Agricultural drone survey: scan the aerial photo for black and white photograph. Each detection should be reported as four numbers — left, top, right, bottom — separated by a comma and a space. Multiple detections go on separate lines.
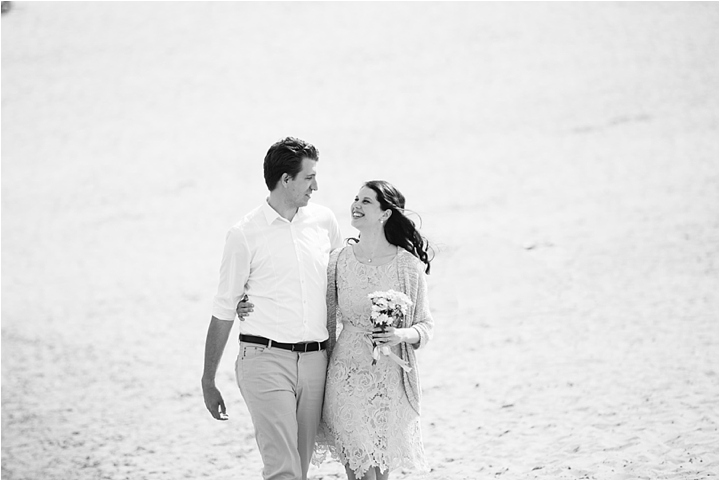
1, 1, 717, 479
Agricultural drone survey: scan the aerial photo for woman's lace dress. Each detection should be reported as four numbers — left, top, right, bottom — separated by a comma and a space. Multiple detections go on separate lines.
315, 247, 427, 478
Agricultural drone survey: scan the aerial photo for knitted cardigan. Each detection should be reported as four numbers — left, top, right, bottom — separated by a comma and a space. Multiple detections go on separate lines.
325, 246, 434, 416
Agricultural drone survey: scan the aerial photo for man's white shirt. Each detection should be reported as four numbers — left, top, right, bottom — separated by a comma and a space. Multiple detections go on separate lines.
212, 200, 344, 343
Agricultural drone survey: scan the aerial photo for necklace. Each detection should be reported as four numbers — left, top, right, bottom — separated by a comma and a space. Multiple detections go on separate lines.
356, 243, 395, 263
355, 243, 375, 263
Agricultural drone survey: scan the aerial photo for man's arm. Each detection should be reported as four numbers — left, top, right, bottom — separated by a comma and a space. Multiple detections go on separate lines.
201, 316, 234, 420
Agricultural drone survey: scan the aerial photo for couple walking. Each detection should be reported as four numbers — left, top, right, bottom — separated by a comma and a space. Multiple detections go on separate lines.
202, 137, 434, 480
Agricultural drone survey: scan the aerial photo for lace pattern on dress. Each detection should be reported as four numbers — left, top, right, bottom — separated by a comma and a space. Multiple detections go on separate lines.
313, 247, 428, 478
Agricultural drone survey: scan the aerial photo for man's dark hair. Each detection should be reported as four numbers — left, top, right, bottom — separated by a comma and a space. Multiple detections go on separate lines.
263, 137, 319, 191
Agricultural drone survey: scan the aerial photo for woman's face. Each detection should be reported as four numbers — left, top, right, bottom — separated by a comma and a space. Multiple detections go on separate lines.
350, 186, 390, 229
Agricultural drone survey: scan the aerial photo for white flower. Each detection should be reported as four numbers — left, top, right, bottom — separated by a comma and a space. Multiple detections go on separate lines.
388, 290, 412, 308
368, 291, 386, 301
375, 313, 391, 327
367, 289, 413, 329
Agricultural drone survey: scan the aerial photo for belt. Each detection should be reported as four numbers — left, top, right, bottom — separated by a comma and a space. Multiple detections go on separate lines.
239, 334, 327, 352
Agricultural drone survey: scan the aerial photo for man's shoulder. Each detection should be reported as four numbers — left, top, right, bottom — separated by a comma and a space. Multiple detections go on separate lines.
227, 205, 264, 234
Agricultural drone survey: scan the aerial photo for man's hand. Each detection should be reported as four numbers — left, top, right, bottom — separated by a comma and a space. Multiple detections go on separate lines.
201, 318, 234, 421
236, 294, 254, 321
202, 380, 229, 421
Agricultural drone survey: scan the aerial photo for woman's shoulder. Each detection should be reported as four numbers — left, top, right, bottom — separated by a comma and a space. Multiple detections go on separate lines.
396, 248, 424, 272
331, 244, 351, 254
329, 245, 351, 262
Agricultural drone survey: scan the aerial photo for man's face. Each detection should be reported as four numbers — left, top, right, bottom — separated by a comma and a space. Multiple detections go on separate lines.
286, 157, 318, 208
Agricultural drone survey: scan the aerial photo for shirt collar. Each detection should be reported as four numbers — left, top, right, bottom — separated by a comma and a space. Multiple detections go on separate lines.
261, 199, 306, 224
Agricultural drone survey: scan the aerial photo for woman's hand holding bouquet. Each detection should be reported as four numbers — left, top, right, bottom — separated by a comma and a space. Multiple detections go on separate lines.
368, 290, 413, 372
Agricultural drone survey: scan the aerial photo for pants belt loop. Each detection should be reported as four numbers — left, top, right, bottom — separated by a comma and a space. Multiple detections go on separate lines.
268, 339, 273, 349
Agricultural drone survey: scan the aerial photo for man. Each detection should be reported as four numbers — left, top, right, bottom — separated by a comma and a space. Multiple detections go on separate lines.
201, 137, 343, 479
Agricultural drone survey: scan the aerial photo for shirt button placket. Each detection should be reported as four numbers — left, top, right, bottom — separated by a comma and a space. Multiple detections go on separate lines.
292, 225, 308, 332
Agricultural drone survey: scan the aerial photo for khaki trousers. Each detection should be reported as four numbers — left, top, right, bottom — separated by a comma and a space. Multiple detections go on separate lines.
235, 341, 328, 480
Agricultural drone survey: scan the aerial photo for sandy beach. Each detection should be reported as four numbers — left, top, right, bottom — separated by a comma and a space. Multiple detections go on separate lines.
1, 2, 717, 479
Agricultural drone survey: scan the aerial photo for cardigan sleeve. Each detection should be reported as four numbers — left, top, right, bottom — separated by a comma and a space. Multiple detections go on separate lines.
409, 258, 434, 350
325, 248, 342, 357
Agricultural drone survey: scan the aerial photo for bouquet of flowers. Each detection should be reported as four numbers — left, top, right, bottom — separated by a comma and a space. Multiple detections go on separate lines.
368, 290, 413, 371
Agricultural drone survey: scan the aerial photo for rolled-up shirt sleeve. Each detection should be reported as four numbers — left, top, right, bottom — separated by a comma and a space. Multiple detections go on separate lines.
211, 227, 250, 322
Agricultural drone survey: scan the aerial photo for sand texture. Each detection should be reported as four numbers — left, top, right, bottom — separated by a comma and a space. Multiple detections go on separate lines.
2, 2, 717, 479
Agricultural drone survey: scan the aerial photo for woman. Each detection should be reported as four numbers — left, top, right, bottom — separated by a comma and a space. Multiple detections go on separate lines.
315, 180, 434, 480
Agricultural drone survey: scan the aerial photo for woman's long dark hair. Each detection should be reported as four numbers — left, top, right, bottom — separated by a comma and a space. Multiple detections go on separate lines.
352, 180, 433, 274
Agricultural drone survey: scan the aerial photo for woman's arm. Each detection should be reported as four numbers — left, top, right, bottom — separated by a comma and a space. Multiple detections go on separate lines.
409, 262, 434, 350
325, 248, 342, 357
373, 259, 433, 349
